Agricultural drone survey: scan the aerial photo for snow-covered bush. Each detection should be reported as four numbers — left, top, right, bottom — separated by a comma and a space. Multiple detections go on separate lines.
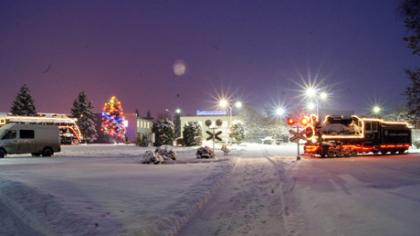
196, 146, 215, 159
142, 148, 176, 164
142, 151, 162, 164
156, 148, 176, 161
229, 123, 245, 144
182, 122, 202, 146
152, 119, 175, 146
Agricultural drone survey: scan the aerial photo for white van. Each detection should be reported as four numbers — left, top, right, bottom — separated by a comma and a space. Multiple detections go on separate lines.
0, 124, 61, 158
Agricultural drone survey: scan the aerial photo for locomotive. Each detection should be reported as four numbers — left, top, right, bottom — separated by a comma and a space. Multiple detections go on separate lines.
303, 115, 412, 157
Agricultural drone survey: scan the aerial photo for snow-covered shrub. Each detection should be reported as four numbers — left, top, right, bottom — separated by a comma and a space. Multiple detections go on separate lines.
221, 144, 230, 155
142, 151, 163, 164
142, 148, 176, 164
414, 139, 420, 149
152, 119, 175, 146
229, 123, 245, 144
156, 148, 176, 161
182, 122, 202, 146
196, 146, 215, 159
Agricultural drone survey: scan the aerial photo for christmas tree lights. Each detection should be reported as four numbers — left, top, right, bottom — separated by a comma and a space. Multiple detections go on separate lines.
101, 96, 127, 142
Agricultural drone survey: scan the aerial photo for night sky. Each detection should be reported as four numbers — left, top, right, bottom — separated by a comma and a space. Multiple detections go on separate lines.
1, 0, 419, 116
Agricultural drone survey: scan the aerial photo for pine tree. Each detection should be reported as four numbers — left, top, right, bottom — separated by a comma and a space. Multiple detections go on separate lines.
101, 96, 127, 142
152, 119, 175, 146
10, 84, 37, 116
229, 123, 245, 144
401, 0, 420, 55
71, 92, 98, 143
183, 122, 202, 146
401, 1, 420, 124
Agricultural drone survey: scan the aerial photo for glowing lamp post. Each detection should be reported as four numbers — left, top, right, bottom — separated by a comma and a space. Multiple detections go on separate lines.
304, 87, 329, 117
218, 98, 242, 144
276, 107, 286, 117
372, 105, 382, 116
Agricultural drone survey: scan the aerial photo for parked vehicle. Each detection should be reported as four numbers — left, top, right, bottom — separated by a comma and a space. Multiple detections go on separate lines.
0, 124, 61, 158
0, 115, 83, 145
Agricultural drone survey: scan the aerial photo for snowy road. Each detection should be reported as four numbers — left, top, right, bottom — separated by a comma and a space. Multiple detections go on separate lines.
180, 151, 420, 236
1, 144, 420, 236
292, 154, 420, 236
179, 149, 299, 236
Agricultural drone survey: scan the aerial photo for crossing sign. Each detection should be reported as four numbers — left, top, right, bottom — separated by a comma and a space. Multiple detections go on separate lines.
206, 130, 222, 142
289, 129, 305, 143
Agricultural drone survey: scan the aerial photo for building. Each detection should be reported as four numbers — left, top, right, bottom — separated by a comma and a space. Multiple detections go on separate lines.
180, 110, 241, 143
136, 117, 154, 146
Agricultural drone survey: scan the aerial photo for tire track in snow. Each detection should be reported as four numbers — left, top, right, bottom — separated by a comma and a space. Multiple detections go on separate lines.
148, 160, 238, 236
263, 150, 305, 236
179, 150, 300, 236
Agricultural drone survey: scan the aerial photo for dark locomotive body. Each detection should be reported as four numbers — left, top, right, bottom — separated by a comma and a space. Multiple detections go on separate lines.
304, 115, 411, 157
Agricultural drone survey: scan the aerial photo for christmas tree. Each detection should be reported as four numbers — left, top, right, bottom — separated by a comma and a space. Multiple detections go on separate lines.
101, 96, 127, 142
10, 84, 37, 116
71, 91, 98, 143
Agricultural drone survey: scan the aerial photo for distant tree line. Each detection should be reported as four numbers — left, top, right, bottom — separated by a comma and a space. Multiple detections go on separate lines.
9, 84, 98, 143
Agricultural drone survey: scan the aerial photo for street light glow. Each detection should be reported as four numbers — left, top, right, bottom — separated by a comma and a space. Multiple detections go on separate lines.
234, 101, 243, 109
175, 108, 181, 114
320, 91, 328, 100
307, 102, 316, 110
219, 98, 229, 109
372, 105, 381, 114
275, 107, 286, 117
305, 87, 317, 98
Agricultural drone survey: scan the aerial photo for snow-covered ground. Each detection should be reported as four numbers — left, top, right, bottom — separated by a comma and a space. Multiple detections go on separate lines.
1, 143, 420, 236
0, 144, 236, 235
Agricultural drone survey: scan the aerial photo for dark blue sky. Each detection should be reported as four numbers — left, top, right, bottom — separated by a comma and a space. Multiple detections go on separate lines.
0, 0, 418, 116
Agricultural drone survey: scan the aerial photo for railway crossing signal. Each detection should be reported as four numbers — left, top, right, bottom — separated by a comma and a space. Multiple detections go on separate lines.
288, 129, 305, 143
206, 130, 223, 142
205, 119, 223, 153
286, 115, 312, 160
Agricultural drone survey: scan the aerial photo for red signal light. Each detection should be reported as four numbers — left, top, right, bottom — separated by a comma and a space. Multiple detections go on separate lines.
287, 117, 295, 126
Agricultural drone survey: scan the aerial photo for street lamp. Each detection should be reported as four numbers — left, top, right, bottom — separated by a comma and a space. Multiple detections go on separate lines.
219, 99, 229, 109
218, 98, 242, 144
303, 87, 329, 117
305, 87, 317, 98
275, 107, 286, 117
307, 102, 316, 111
175, 108, 181, 114
320, 91, 328, 101
372, 105, 381, 115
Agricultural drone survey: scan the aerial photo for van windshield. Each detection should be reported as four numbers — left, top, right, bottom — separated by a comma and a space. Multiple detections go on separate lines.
1, 130, 16, 140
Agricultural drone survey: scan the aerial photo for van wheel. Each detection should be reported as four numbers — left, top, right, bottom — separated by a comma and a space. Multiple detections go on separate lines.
0, 149, 5, 158
42, 147, 54, 157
